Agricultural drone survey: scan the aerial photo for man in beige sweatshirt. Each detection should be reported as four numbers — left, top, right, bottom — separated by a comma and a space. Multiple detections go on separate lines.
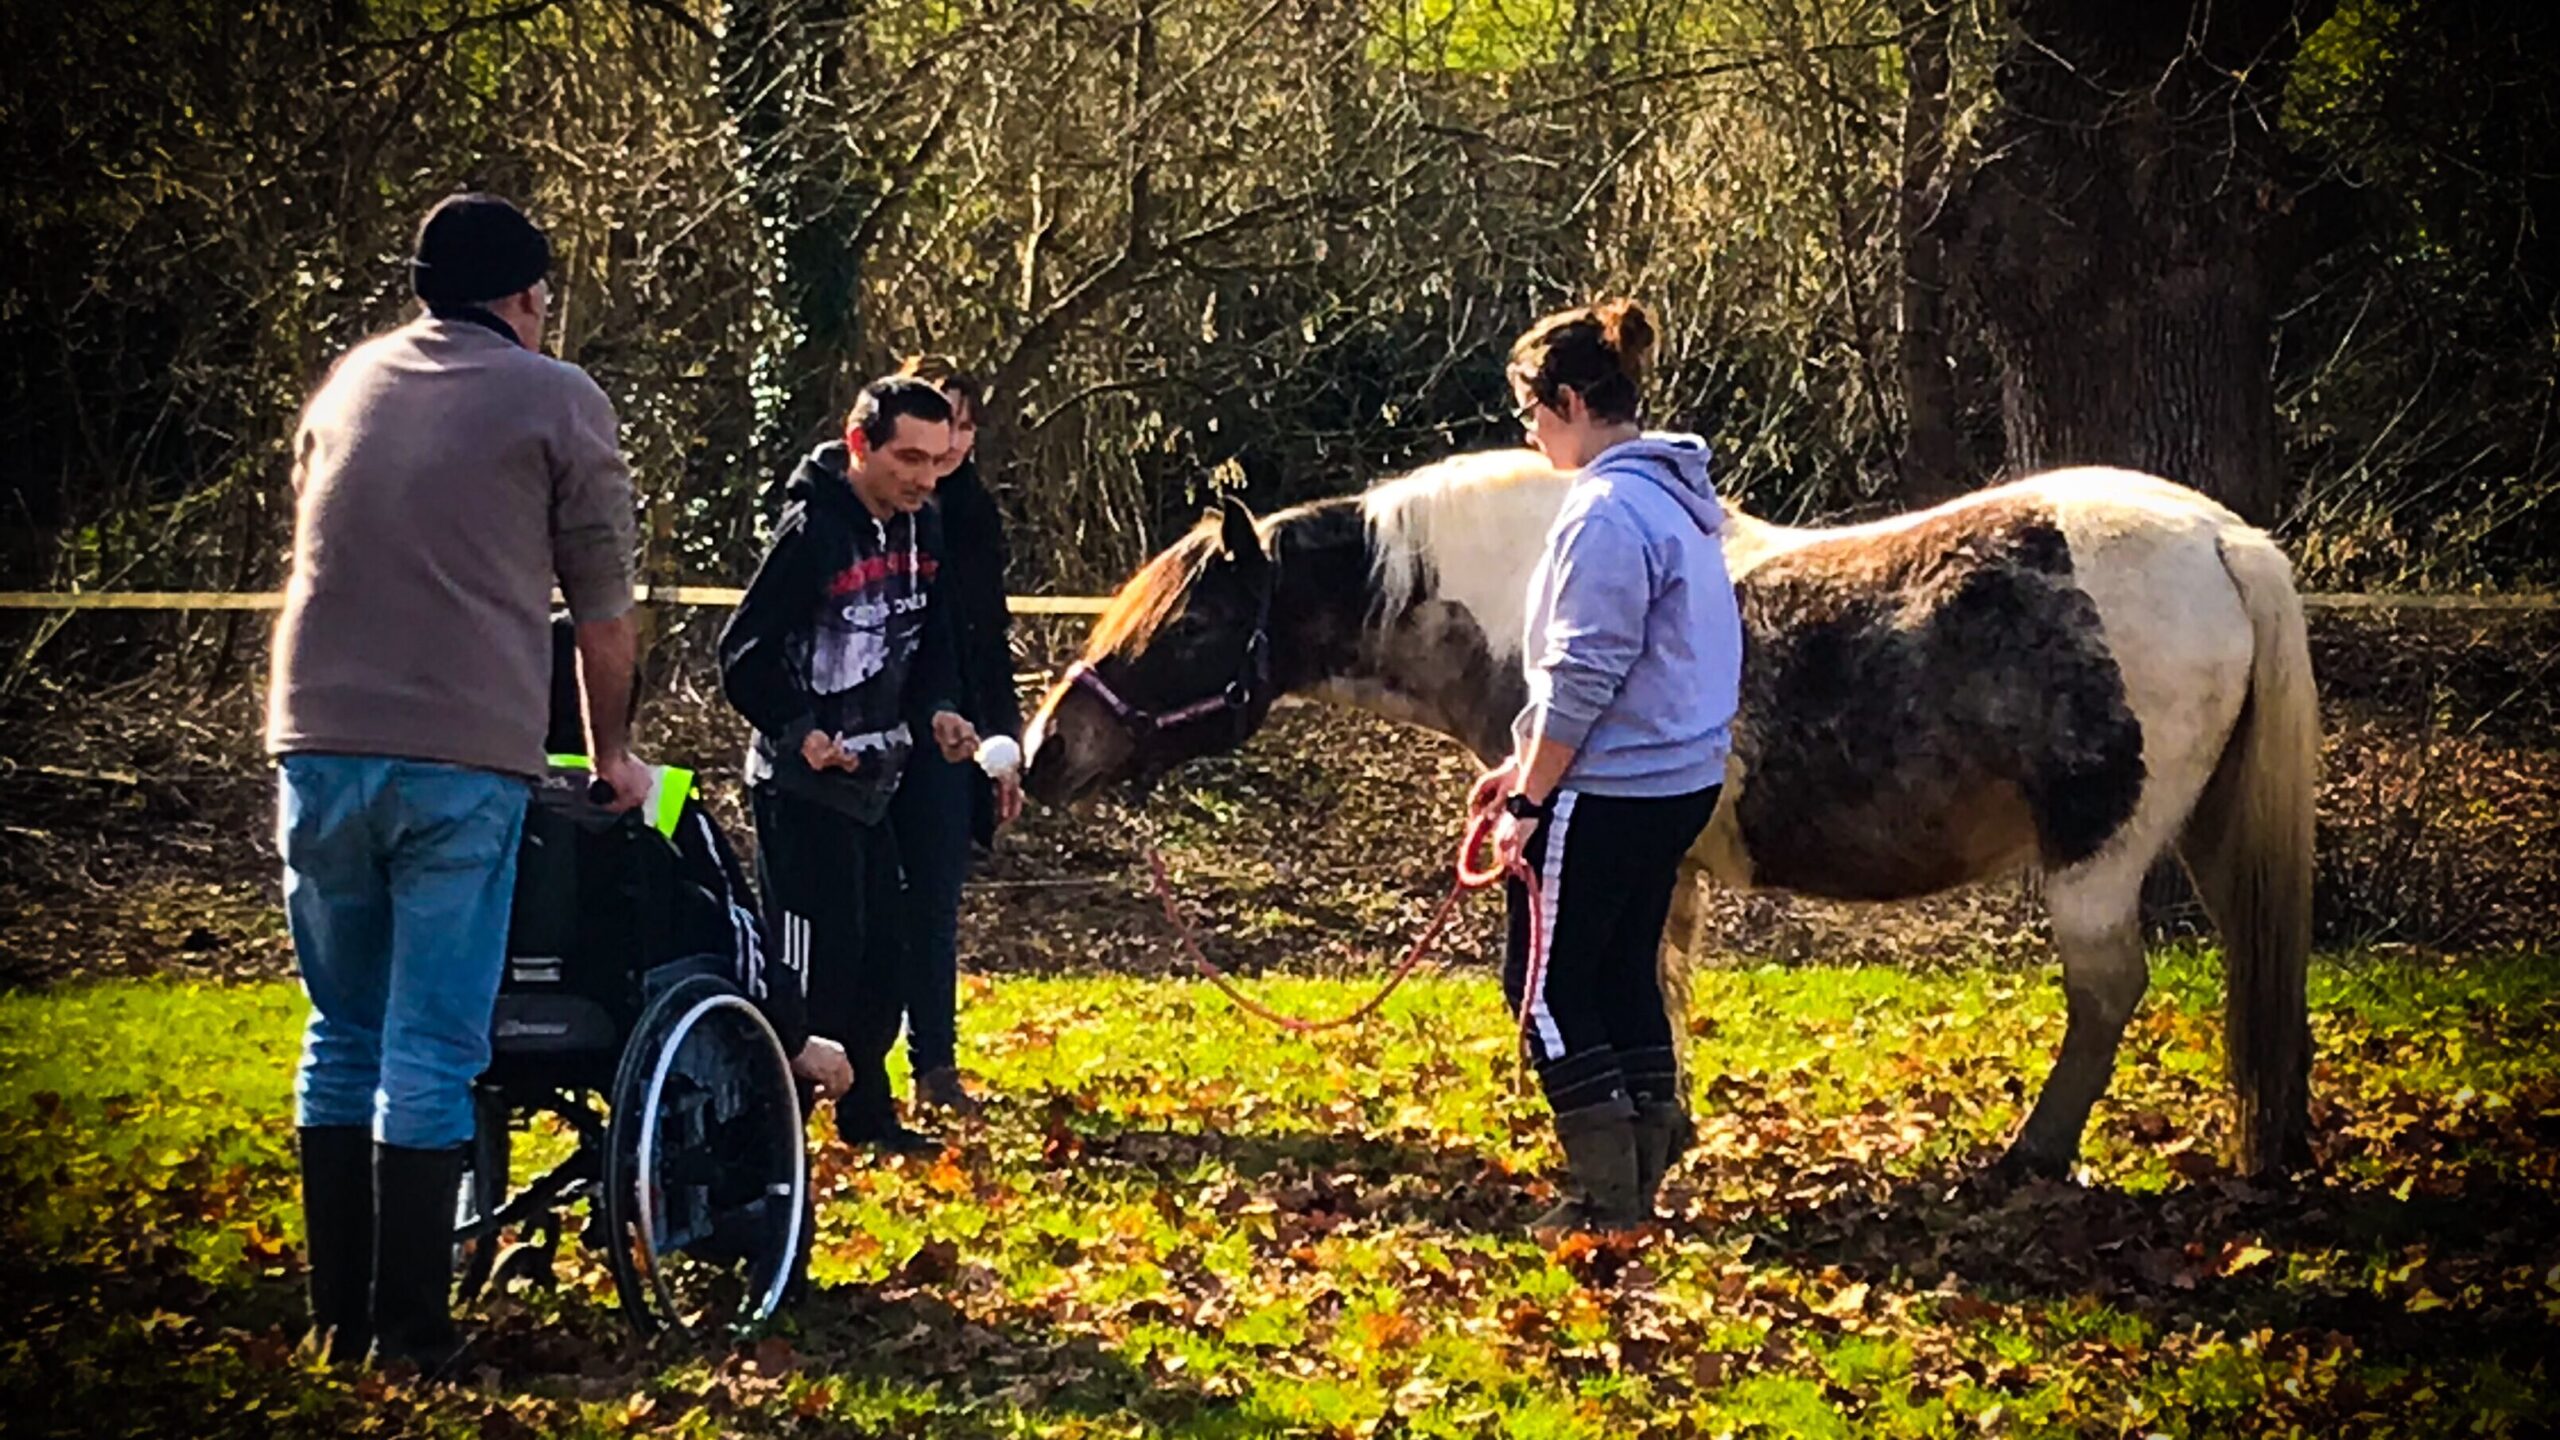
266, 192, 644, 1372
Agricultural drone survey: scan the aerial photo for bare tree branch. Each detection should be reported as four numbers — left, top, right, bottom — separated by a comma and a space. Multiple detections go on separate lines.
625, 0, 716, 46
345, 0, 564, 53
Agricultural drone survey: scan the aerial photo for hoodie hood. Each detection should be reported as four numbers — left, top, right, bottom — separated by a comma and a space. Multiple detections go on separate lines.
1585, 432, 1722, 535
787, 438, 923, 583
787, 440, 863, 516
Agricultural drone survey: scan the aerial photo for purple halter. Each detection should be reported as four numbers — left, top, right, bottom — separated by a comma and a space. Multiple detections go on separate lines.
1063, 565, 1278, 768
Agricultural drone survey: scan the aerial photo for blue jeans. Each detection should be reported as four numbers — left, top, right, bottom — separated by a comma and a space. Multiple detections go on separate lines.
889, 747, 973, 1075
279, 754, 527, 1149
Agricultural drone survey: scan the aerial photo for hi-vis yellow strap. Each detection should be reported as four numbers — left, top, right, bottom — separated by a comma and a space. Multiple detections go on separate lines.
545, 754, 694, 838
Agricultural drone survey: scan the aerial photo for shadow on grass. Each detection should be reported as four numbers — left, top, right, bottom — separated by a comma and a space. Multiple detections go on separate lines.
0, 1220, 1244, 1440
1061, 1117, 1544, 1231
1675, 1153, 2560, 1372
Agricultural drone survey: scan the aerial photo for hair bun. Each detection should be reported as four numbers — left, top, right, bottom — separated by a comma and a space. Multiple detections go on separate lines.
1509, 298, 1655, 423
1596, 298, 1656, 382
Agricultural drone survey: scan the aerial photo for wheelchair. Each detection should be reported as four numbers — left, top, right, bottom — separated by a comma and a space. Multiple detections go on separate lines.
453, 762, 810, 1337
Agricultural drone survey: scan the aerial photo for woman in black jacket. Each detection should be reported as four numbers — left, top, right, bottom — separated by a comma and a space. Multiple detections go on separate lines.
891, 356, 1021, 1115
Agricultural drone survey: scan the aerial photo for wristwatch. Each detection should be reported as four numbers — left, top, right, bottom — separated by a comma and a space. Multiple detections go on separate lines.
1502, 792, 1551, 821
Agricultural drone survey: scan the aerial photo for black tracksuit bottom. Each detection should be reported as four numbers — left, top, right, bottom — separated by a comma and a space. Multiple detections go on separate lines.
751, 784, 909, 1135
1502, 786, 1720, 1116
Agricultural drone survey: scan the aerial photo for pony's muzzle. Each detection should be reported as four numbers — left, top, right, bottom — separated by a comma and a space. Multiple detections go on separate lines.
1022, 685, 1137, 808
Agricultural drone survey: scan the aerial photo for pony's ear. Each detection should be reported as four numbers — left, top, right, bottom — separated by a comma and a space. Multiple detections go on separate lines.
1216, 494, 1263, 564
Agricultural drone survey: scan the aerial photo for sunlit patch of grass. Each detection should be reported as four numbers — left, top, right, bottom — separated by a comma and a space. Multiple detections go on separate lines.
3, 949, 2556, 1436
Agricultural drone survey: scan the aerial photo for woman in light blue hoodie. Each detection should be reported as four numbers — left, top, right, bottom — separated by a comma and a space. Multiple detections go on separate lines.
1472, 298, 1743, 1232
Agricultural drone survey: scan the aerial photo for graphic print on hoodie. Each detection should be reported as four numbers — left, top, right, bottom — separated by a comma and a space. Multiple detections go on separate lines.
718, 441, 960, 823
1513, 431, 1743, 798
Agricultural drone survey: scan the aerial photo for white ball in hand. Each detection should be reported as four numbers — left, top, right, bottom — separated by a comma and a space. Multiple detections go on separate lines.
974, 734, 1022, 777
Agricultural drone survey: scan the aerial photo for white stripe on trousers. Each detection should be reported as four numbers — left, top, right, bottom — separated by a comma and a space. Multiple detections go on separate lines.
1529, 790, 1578, 1059
782, 912, 807, 989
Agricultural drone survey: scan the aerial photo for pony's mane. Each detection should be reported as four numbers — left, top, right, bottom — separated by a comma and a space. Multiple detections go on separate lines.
1083, 519, 1222, 660
1361, 448, 1575, 657
1082, 450, 1574, 665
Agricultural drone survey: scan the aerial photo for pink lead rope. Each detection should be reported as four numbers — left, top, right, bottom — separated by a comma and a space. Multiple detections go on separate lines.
1142, 797, 1550, 1053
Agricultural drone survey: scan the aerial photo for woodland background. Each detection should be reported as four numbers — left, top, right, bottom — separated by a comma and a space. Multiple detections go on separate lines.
5, 0, 2555, 628
0, 0, 2553, 957
4, 7, 2560, 1434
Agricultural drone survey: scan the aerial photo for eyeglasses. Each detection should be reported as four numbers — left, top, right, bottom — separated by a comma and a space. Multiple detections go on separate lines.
1512, 398, 1542, 430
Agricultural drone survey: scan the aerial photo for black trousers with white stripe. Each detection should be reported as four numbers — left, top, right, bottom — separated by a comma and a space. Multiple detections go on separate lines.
1503, 786, 1721, 1116
750, 784, 909, 1133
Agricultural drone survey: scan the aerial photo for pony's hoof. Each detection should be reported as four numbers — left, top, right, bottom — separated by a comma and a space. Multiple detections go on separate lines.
1991, 1145, 2073, 1186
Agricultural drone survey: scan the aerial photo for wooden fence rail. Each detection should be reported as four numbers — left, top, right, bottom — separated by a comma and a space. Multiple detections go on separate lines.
0, 588, 1111, 615
2, 590, 2556, 616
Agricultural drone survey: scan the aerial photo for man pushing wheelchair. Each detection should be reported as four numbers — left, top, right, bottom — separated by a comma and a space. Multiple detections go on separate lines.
267, 192, 946, 1373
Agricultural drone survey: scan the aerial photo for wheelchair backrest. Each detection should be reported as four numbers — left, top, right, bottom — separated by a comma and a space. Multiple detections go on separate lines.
498, 762, 767, 1060
501, 772, 682, 1039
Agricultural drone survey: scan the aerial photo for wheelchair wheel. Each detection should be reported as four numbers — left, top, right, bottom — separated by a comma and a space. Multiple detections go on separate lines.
602, 972, 808, 1337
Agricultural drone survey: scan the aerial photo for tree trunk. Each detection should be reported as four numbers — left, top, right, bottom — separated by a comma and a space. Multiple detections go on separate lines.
1962, 0, 2336, 525
720, 0, 870, 494
1893, 0, 1967, 509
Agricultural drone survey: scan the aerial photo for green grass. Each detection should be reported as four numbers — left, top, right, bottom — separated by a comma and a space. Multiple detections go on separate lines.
3, 950, 2557, 1437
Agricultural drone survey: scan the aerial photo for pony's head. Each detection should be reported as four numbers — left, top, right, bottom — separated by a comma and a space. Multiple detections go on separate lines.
1025, 496, 1281, 806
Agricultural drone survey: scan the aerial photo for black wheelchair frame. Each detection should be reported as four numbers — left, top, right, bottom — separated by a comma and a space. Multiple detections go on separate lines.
453, 776, 809, 1337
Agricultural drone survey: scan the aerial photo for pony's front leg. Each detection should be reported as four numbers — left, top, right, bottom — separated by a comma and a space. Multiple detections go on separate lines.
2005, 872, 2149, 1178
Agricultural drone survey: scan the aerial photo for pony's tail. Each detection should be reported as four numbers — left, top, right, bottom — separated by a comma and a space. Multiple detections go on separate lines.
2179, 527, 2320, 1178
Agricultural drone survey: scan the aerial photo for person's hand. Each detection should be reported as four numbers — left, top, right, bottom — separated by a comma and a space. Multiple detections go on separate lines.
1493, 807, 1540, 876
800, 729, 860, 774
790, 1036, 852, 1101
931, 710, 980, 764
591, 749, 654, 815
994, 769, 1024, 827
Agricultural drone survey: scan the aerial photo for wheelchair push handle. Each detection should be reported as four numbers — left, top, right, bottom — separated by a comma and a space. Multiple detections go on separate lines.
580, 772, 647, 826
585, 776, 657, 834
545, 754, 683, 827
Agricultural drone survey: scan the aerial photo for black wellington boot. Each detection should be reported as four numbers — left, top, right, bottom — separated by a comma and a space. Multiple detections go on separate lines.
369, 1143, 471, 1377
1630, 1099, 1689, 1217
297, 1126, 375, 1363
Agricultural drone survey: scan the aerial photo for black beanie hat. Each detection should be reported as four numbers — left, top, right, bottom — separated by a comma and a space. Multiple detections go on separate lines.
409, 192, 551, 307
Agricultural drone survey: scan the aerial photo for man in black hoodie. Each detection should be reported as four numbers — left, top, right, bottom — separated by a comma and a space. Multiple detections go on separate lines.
719, 377, 980, 1154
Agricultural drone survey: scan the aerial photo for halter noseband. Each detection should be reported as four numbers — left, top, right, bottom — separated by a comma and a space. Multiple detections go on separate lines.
1063, 562, 1278, 767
